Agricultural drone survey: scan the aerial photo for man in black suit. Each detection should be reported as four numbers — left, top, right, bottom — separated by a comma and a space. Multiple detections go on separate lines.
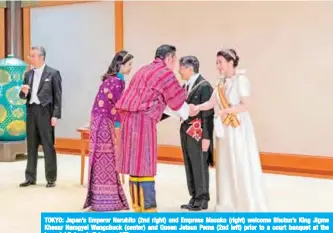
19, 46, 62, 188
179, 56, 214, 211
161, 56, 214, 210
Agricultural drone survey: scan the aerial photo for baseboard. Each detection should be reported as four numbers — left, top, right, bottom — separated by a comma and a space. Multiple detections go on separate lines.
55, 137, 333, 179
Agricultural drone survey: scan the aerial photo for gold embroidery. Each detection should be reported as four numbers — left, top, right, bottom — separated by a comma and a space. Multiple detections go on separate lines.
217, 83, 240, 128
130, 177, 155, 182
107, 93, 113, 99
103, 88, 109, 93
186, 80, 207, 99
111, 108, 117, 114
98, 100, 104, 107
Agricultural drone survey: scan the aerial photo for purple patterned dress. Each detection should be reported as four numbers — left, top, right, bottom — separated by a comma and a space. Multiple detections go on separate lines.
83, 73, 129, 211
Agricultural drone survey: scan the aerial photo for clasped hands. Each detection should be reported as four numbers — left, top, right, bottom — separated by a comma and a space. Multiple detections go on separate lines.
189, 104, 229, 117
189, 104, 200, 116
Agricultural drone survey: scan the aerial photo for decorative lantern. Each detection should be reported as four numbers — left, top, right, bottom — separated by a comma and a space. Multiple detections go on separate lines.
0, 54, 28, 141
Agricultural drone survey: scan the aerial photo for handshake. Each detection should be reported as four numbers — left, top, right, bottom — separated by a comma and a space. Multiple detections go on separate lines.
163, 104, 201, 121
189, 104, 200, 117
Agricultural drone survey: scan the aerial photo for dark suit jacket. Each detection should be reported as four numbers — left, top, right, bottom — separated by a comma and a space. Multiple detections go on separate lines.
161, 75, 215, 166
19, 65, 62, 119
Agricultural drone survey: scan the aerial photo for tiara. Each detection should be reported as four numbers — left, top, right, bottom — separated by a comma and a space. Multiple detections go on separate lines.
122, 53, 131, 62
221, 49, 236, 60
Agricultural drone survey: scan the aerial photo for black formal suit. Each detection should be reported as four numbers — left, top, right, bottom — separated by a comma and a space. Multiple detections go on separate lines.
161, 75, 214, 210
19, 65, 62, 185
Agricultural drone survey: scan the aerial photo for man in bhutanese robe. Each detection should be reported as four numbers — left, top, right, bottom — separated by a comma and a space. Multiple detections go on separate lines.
115, 45, 190, 212
161, 56, 214, 211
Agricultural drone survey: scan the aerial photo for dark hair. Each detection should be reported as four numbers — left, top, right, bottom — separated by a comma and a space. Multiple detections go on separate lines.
102, 50, 134, 81
217, 49, 239, 67
155, 44, 176, 60
179, 56, 200, 73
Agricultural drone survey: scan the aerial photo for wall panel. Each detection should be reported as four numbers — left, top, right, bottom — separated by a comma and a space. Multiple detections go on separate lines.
124, 1, 333, 157
31, 1, 115, 137
23, 8, 31, 63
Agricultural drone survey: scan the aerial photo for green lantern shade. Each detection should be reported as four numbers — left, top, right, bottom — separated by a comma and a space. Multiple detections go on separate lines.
0, 54, 28, 141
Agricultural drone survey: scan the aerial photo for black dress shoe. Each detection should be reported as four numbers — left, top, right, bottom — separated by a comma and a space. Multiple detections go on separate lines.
181, 197, 195, 209
19, 180, 36, 187
201, 199, 208, 210
188, 199, 208, 211
46, 181, 56, 188
181, 203, 192, 209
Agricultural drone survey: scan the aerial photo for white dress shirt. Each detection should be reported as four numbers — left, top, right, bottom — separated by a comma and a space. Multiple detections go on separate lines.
185, 73, 200, 93
30, 64, 46, 105
162, 73, 201, 121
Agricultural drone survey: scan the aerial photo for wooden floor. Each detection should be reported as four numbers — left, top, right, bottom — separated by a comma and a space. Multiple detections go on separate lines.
0, 156, 333, 233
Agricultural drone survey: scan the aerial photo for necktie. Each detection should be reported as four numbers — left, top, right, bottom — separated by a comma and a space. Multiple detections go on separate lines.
185, 85, 189, 97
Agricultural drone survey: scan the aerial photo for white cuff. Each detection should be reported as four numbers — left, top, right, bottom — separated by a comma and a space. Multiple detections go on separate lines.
176, 102, 189, 121
163, 106, 180, 120
163, 102, 189, 121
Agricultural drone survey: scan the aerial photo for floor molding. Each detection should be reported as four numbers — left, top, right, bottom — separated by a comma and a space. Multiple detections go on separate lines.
55, 137, 333, 179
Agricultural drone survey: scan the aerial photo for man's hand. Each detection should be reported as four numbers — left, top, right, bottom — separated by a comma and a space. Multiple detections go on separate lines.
51, 117, 57, 127
202, 139, 210, 152
189, 104, 199, 116
217, 109, 228, 118
21, 85, 30, 96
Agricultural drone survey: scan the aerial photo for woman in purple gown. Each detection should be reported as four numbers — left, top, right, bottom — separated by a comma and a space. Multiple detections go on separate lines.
83, 51, 134, 211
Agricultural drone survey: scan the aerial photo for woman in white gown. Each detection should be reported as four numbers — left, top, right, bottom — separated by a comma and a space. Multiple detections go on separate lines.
192, 49, 267, 212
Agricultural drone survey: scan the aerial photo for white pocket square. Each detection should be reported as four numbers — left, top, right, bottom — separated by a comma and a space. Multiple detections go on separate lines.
45, 79, 50, 82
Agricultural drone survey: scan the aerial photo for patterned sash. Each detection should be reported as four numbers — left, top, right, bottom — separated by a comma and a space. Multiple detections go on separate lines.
216, 81, 240, 128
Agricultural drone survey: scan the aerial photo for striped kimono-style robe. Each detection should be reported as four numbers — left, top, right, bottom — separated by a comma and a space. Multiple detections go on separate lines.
116, 58, 186, 212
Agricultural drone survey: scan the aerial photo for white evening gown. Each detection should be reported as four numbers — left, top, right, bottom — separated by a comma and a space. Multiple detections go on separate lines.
214, 72, 267, 212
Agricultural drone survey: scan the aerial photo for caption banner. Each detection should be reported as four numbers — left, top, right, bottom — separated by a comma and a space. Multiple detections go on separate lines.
41, 212, 333, 233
